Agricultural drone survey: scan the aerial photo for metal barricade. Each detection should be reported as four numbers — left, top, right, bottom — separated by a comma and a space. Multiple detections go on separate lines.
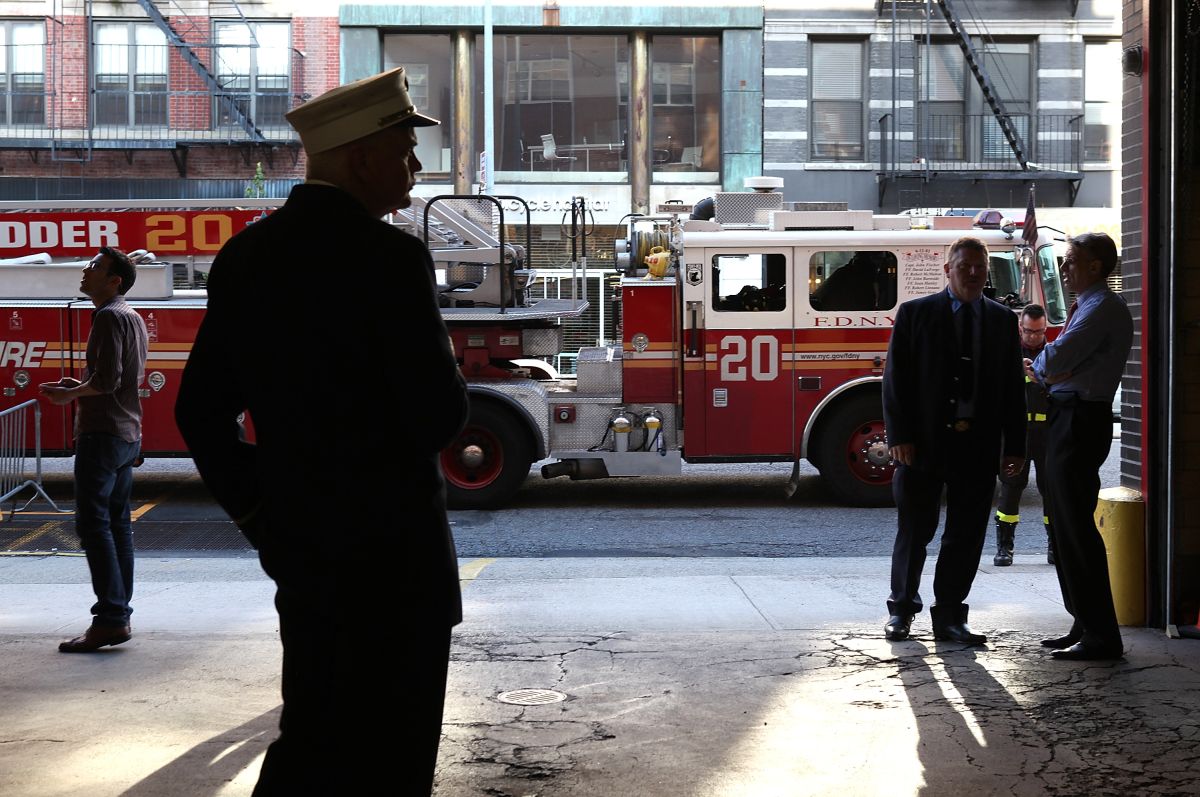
1, 400, 63, 518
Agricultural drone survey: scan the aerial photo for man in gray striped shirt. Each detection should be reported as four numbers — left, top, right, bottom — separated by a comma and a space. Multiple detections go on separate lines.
40, 247, 149, 653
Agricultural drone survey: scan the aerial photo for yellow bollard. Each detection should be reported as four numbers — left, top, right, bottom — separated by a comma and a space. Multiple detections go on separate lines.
1095, 486, 1146, 626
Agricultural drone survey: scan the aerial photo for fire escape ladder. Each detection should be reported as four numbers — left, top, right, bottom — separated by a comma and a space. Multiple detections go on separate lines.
935, 0, 1029, 169
134, 0, 266, 143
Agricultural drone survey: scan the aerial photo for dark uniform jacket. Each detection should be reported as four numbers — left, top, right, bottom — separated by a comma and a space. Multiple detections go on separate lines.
882, 289, 1026, 473
1022, 342, 1050, 435
175, 184, 469, 624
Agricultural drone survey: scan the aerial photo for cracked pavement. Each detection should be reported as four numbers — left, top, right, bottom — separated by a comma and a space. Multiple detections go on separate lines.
438, 628, 1200, 797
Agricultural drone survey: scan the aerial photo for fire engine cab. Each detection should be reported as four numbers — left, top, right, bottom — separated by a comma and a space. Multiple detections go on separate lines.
0, 190, 1066, 510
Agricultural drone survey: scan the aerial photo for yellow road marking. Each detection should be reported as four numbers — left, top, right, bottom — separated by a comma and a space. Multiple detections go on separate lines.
459, 557, 497, 585
130, 502, 157, 521
5, 521, 66, 551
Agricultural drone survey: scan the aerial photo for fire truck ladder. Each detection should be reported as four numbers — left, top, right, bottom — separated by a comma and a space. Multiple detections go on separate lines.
134, 0, 266, 145
934, 0, 1028, 169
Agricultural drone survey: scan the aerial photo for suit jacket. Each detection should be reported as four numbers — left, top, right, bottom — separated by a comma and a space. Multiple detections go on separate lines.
883, 289, 1026, 473
175, 184, 469, 624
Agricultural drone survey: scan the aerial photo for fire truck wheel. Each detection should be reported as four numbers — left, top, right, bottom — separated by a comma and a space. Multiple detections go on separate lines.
812, 393, 896, 507
442, 401, 534, 510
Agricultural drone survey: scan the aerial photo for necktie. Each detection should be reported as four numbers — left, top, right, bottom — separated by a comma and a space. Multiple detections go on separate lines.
1065, 299, 1079, 331
958, 302, 975, 404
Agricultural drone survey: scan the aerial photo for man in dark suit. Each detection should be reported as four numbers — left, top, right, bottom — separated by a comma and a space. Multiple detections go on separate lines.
175, 68, 469, 794
882, 236, 1026, 645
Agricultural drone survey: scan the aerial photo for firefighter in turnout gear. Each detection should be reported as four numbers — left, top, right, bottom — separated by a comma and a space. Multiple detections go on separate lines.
993, 304, 1054, 566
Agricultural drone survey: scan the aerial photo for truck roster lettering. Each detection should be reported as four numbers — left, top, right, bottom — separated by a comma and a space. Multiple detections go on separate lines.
899, 247, 945, 297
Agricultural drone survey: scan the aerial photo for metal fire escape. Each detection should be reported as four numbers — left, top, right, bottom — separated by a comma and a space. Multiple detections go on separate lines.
934, 0, 1027, 168
135, 0, 265, 145
876, 0, 1085, 207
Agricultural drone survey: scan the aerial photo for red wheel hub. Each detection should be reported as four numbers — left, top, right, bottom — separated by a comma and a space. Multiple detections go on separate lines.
845, 420, 895, 484
442, 425, 505, 489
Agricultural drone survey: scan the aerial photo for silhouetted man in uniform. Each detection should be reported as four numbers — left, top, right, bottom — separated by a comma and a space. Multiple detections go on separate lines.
1028, 232, 1132, 661
992, 304, 1053, 566
882, 236, 1026, 645
176, 69, 469, 793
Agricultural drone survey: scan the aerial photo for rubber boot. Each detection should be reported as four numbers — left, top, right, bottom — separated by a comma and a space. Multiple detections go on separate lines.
1046, 522, 1056, 566
993, 520, 1016, 566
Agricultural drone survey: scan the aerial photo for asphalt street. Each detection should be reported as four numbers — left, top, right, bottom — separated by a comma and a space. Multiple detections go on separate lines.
9, 427, 1124, 559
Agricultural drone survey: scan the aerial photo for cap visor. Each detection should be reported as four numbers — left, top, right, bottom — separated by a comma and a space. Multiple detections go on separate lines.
404, 111, 440, 127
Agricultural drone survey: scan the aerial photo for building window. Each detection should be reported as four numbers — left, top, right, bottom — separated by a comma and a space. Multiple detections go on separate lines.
651, 35, 720, 180
0, 20, 45, 126
384, 34, 453, 178
811, 41, 864, 161
917, 43, 966, 161
482, 34, 630, 175
978, 42, 1031, 162
94, 22, 168, 128
213, 21, 291, 131
1085, 40, 1120, 162
917, 40, 1031, 166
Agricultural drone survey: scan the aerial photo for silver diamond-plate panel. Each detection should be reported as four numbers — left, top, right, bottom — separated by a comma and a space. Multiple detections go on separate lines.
575, 346, 623, 395
714, 192, 783, 226
547, 400, 677, 453
521, 327, 563, 357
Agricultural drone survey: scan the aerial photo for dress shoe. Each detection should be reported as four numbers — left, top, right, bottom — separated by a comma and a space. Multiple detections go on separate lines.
884, 614, 914, 641
932, 622, 987, 645
59, 624, 132, 653
1040, 631, 1082, 649
1050, 641, 1123, 661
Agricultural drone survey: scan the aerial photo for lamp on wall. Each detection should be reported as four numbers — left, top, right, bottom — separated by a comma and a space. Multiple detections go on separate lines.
1122, 44, 1144, 77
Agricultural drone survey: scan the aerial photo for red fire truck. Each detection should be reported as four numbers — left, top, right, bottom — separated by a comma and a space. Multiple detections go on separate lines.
0, 193, 1066, 509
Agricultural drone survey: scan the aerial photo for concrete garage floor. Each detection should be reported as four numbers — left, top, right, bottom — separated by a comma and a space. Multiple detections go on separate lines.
2, 555, 1198, 796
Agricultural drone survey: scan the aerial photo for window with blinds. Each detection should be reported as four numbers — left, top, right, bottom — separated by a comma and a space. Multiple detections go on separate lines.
810, 41, 864, 161
979, 43, 1031, 161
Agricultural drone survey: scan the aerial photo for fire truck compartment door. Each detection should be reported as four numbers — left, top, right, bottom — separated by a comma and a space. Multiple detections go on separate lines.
690, 247, 794, 457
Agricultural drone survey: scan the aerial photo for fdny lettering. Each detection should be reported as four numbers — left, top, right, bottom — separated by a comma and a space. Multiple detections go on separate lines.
0, 220, 119, 250
814, 315, 896, 327
0, 341, 47, 368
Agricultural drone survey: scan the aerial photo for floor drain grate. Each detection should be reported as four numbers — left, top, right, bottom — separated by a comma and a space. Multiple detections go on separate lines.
496, 688, 568, 706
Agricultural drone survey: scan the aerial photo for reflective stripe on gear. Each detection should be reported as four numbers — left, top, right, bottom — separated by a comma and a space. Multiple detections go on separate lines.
1026, 412, 1048, 421
996, 510, 1020, 523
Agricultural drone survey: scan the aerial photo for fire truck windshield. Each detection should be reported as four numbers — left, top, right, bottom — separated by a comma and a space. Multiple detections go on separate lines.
988, 251, 1023, 304
1037, 244, 1068, 325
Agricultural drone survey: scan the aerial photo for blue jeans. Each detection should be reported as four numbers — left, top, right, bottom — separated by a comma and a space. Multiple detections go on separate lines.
74, 433, 141, 628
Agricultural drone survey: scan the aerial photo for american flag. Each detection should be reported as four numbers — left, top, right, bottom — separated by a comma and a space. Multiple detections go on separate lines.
1022, 185, 1038, 246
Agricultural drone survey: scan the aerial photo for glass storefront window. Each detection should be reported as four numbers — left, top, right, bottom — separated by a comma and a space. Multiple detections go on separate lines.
480, 34, 630, 178
652, 36, 720, 182
384, 34, 453, 178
